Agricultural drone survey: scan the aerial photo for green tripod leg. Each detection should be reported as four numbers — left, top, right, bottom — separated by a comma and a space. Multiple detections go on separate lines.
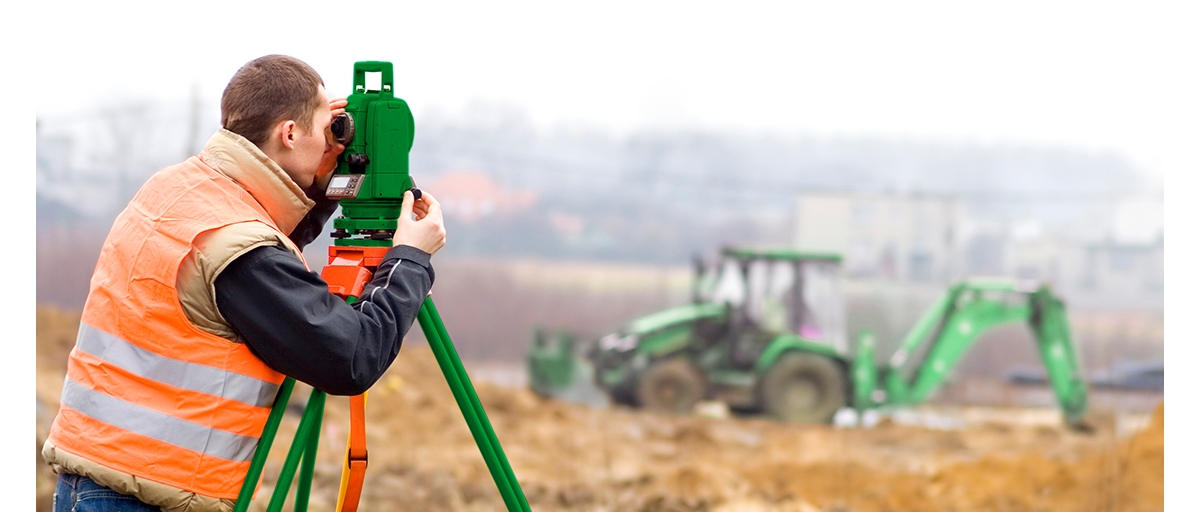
265, 390, 326, 511
234, 379, 295, 512
233, 379, 326, 512
417, 297, 531, 512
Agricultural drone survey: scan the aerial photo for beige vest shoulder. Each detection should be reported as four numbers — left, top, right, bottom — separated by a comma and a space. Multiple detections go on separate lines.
176, 221, 305, 342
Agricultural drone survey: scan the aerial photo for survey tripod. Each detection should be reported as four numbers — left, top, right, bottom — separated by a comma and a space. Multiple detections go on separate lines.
232, 61, 530, 512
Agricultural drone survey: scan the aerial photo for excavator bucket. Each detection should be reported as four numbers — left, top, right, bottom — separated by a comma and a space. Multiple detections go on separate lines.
526, 328, 609, 407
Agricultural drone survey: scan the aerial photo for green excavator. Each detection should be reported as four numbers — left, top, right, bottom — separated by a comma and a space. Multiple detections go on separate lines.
528, 246, 1090, 429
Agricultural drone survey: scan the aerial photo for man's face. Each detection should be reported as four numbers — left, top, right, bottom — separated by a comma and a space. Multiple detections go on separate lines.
281, 85, 333, 189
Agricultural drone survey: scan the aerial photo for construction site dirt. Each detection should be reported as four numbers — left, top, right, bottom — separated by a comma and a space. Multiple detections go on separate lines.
35, 307, 1163, 512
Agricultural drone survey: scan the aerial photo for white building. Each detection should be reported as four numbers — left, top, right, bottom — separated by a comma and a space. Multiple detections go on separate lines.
792, 191, 965, 283
1000, 197, 1162, 309
792, 190, 1163, 309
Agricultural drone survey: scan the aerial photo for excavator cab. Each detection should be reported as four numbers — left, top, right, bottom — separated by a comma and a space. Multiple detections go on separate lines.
695, 247, 847, 355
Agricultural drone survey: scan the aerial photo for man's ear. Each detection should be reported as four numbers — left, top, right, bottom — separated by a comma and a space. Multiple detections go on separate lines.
275, 119, 298, 150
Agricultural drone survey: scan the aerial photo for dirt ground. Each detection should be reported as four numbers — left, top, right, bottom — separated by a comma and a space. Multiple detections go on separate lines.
35, 307, 1163, 511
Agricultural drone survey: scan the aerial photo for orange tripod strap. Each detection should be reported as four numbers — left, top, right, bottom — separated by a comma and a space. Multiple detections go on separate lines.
323, 246, 389, 512
335, 392, 368, 512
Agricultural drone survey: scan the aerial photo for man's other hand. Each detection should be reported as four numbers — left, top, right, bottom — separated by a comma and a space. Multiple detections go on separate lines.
315, 97, 350, 189
329, 97, 347, 119
393, 190, 446, 255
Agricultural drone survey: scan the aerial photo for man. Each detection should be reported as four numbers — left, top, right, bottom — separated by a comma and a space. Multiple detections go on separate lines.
42, 55, 446, 512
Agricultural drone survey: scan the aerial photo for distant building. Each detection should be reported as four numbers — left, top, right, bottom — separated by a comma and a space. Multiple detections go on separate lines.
1077, 235, 1164, 308
422, 171, 537, 223
1004, 228, 1163, 309
1000, 220, 1088, 287
792, 190, 1163, 310
995, 198, 1162, 308
792, 191, 965, 283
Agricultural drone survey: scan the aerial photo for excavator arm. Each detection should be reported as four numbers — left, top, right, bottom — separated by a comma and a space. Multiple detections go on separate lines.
876, 279, 1089, 428
1028, 286, 1090, 426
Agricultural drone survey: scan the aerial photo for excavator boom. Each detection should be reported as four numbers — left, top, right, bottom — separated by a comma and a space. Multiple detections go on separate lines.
878, 279, 1089, 428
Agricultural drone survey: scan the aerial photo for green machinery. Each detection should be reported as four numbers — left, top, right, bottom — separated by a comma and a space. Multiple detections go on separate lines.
528, 246, 1090, 428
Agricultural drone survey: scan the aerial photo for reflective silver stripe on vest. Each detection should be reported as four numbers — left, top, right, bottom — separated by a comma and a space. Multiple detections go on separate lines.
76, 323, 280, 408
60, 378, 260, 462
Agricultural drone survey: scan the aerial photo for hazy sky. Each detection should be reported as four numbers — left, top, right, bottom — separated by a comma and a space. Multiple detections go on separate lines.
28, 0, 1196, 188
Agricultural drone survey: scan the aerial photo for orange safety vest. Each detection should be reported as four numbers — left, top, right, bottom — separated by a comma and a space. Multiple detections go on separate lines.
47, 155, 303, 500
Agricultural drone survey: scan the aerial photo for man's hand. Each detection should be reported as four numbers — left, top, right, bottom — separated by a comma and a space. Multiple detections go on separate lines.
316, 97, 350, 189
329, 97, 348, 119
393, 190, 446, 255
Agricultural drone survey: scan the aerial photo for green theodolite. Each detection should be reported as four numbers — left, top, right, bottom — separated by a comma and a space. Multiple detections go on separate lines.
325, 61, 417, 243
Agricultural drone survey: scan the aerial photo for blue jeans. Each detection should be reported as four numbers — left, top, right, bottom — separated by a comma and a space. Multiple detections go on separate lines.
54, 473, 161, 512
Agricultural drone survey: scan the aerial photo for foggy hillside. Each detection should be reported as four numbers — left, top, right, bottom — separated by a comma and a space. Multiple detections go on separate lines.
40, 99, 1144, 230
416, 102, 1141, 246
36, 98, 1149, 308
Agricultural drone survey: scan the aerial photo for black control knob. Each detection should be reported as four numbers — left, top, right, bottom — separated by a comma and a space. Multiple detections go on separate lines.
348, 153, 370, 168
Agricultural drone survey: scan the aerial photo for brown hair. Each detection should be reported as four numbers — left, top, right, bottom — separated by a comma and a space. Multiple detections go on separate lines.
221, 55, 325, 147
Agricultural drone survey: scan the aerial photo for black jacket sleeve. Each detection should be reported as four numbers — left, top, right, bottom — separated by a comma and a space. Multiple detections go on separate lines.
288, 186, 341, 249
214, 243, 435, 395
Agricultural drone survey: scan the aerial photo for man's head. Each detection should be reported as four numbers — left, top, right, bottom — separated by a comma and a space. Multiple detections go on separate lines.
221, 55, 333, 188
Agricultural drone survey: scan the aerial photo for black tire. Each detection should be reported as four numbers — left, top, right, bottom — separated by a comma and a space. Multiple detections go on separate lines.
760, 351, 847, 424
636, 358, 706, 415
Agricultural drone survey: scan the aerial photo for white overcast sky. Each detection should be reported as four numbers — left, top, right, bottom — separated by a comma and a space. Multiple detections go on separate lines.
25, 0, 1199, 187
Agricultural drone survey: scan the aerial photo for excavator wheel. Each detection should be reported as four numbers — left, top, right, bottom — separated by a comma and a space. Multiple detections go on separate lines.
637, 358, 706, 415
760, 351, 847, 424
